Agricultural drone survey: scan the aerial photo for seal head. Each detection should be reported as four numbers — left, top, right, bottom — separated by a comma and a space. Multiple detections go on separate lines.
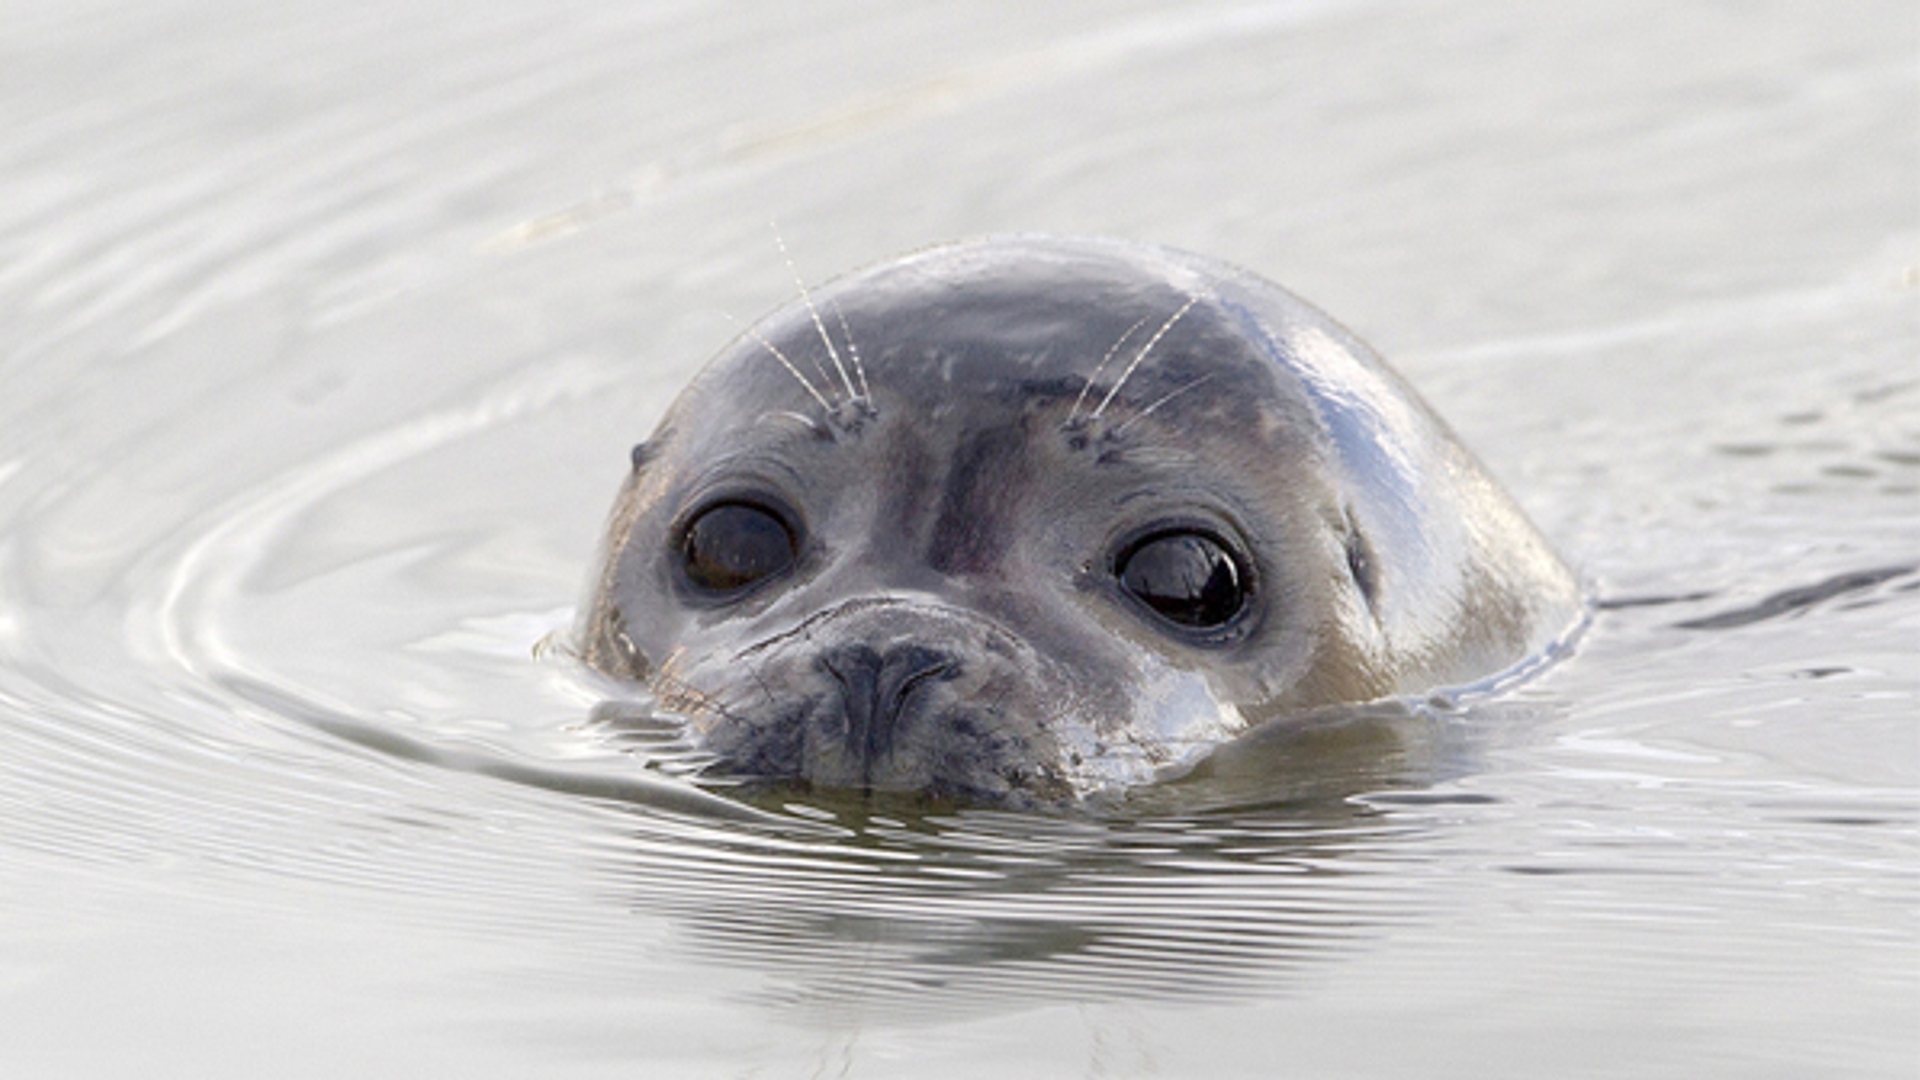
583, 236, 1580, 804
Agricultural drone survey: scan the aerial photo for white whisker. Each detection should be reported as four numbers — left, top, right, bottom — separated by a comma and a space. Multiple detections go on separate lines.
1114, 373, 1216, 435
830, 299, 871, 402
1092, 292, 1204, 420
1070, 314, 1151, 424
773, 226, 856, 403
722, 310, 835, 413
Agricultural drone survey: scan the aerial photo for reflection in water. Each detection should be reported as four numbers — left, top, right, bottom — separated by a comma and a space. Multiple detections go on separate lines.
609, 807, 1413, 1021
461, 689, 1506, 1019
592, 700, 1470, 1021
596, 796, 1423, 1022
222, 655, 1506, 1022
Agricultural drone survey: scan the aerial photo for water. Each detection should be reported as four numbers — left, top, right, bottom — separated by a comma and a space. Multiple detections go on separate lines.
3, 0, 1915, 1075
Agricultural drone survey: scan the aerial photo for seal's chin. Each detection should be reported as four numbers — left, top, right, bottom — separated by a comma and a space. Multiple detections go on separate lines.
668, 598, 1087, 804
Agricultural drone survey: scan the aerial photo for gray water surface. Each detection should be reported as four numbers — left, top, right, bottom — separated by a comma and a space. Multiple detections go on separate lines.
3, 1, 1916, 1077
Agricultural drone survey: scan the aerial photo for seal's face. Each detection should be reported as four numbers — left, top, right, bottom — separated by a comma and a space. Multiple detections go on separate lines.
584, 238, 1580, 803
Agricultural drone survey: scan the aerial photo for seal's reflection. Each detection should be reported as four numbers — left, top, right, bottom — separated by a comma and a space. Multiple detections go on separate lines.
231, 669, 1502, 1016
588, 697, 1495, 1019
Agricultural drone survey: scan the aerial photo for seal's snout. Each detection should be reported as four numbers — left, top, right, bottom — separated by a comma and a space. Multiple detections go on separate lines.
687, 601, 1070, 801
818, 643, 961, 761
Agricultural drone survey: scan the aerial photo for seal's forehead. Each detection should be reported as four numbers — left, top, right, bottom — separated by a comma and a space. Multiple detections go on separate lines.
697, 238, 1291, 414
821, 239, 1216, 375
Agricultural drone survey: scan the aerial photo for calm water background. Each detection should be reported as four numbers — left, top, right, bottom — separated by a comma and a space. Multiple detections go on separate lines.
3, 1, 1915, 1076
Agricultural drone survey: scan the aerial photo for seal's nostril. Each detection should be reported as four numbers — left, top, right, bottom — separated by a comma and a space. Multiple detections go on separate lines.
818, 643, 959, 763
819, 643, 883, 689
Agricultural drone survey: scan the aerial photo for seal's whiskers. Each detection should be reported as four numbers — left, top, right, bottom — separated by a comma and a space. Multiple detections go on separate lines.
1114, 373, 1217, 435
1070, 314, 1150, 425
773, 229, 858, 404
830, 299, 872, 403
1092, 291, 1204, 421
724, 311, 835, 413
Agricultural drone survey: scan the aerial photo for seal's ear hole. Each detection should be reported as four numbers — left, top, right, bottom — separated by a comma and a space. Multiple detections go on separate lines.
1345, 526, 1379, 609
679, 501, 800, 596
1114, 530, 1247, 631
629, 441, 654, 472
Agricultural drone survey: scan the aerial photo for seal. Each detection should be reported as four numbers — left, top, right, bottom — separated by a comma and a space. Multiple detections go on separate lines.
582, 236, 1581, 804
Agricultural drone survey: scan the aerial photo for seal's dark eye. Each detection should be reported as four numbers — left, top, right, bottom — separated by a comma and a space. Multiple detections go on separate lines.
681, 502, 798, 594
1115, 530, 1246, 630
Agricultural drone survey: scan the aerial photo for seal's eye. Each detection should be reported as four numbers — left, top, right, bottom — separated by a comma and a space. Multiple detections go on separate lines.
1115, 530, 1246, 630
680, 501, 798, 594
